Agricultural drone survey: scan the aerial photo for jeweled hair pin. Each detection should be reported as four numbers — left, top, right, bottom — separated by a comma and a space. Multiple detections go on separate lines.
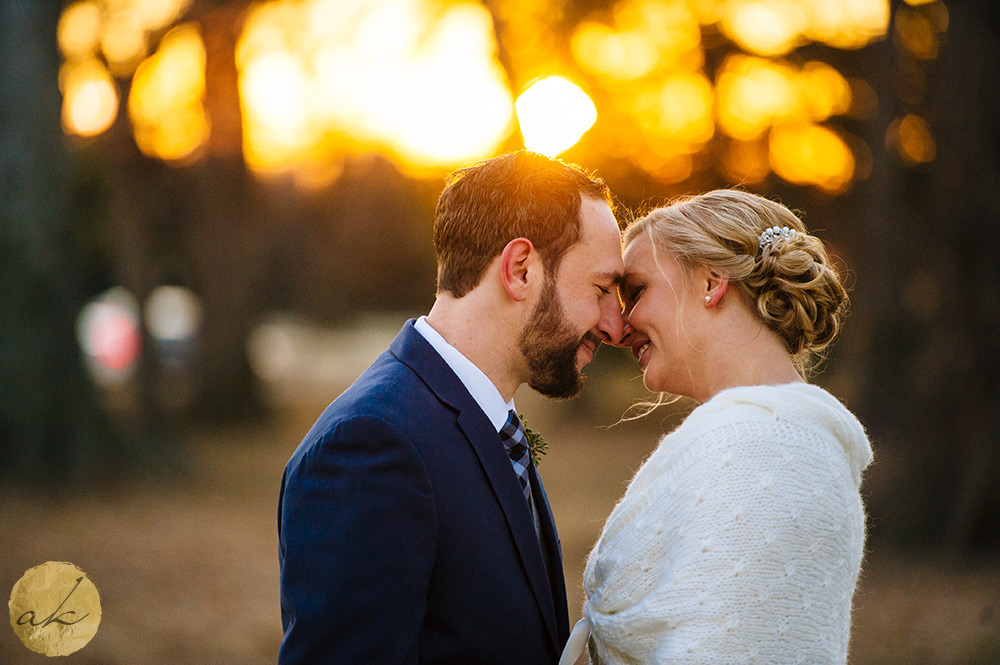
758, 225, 797, 249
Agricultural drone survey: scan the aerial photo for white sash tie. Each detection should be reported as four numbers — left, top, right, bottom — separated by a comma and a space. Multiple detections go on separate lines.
558, 617, 591, 665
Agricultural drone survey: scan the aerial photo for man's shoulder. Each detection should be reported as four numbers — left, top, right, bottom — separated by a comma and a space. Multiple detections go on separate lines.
300, 349, 449, 447
333, 351, 433, 415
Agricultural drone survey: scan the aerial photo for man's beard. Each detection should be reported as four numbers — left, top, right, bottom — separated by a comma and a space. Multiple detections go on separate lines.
519, 276, 598, 399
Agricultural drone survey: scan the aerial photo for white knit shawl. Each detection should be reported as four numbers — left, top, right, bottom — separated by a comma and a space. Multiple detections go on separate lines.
581, 383, 873, 665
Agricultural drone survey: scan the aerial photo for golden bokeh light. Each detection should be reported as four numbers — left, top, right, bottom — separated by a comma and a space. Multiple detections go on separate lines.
616, 0, 703, 65
717, 0, 890, 53
770, 122, 855, 193
61, 59, 120, 137
571, 23, 659, 81
234, 2, 296, 68
236, 0, 514, 178
58, 1, 103, 60
567, 0, 895, 191
887, 114, 936, 165
720, 0, 807, 56
636, 72, 715, 149
58, 0, 196, 106
129, 24, 206, 119
894, 7, 941, 59
379, 4, 517, 169
716, 55, 800, 140
100, 11, 149, 75
797, 61, 852, 121
690, 0, 724, 24
132, 0, 193, 32
715, 55, 854, 155
239, 49, 311, 172
140, 106, 210, 162
571, 0, 703, 80
491, 0, 563, 86
804, 0, 891, 49
128, 24, 209, 161
53, 0, 944, 196
515, 77, 598, 157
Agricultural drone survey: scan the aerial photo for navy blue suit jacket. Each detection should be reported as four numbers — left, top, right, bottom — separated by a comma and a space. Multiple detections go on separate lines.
278, 320, 570, 664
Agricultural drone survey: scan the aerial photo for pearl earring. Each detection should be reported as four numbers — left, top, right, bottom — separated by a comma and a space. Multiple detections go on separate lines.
705, 295, 712, 304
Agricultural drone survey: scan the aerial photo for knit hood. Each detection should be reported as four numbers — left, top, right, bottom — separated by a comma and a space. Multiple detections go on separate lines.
686, 382, 873, 485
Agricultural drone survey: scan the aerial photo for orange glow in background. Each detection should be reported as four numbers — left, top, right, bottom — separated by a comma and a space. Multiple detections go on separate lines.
128, 24, 209, 162
236, 0, 515, 180
56, 0, 948, 194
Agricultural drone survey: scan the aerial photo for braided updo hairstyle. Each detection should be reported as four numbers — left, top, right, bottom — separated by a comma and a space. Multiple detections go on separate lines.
624, 189, 848, 372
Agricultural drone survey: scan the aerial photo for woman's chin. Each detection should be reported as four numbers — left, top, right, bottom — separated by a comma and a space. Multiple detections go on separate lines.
641, 371, 665, 393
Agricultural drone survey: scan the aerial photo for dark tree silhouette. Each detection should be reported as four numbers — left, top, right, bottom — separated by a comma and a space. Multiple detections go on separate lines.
0, 3, 118, 482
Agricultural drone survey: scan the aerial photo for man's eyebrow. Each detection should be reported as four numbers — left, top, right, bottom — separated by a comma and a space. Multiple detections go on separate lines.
596, 270, 624, 285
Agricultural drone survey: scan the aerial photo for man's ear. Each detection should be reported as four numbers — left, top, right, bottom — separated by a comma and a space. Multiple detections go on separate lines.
500, 238, 536, 302
703, 267, 729, 308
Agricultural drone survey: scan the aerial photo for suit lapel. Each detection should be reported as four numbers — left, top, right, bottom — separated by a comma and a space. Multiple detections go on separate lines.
456, 410, 561, 650
529, 465, 569, 644
390, 321, 562, 653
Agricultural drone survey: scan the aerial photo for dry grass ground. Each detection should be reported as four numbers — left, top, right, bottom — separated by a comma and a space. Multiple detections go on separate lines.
2, 396, 998, 664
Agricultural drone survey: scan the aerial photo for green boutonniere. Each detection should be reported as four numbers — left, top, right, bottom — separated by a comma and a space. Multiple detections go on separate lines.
519, 413, 548, 467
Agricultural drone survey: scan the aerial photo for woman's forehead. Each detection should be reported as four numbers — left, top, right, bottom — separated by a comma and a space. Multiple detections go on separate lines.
623, 235, 686, 283
623, 235, 656, 274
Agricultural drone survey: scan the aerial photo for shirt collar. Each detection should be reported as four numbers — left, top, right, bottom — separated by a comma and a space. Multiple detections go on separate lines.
414, 316, 514, 432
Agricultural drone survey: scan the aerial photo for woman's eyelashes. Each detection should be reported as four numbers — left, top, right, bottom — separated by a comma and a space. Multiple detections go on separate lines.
620, 283, 644, 313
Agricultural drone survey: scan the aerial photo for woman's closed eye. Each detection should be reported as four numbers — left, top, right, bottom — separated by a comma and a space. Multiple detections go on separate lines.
621, 284, 644, 312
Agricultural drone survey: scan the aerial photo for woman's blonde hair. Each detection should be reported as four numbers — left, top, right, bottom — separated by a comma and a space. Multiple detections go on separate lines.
624, 189, 848, 374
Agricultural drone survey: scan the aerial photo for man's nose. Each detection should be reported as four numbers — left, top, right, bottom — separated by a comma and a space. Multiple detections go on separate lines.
596, 305, 627, 346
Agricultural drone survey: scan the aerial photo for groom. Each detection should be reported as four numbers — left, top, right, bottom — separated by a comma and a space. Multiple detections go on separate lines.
278, 150, 625, 665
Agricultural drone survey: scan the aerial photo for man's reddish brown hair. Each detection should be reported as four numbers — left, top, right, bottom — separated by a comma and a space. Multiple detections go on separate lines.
434, 150, 612, 298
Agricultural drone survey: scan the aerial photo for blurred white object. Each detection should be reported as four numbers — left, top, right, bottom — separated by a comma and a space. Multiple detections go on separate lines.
248, 312, 410, 405
145, 285, 202, 342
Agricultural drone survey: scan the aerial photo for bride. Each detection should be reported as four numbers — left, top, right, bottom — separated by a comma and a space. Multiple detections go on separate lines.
561, 190, 873, 665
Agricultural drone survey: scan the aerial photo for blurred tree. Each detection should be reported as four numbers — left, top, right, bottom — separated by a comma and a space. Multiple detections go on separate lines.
871, 0, 1000, 552
0, 3, 119, 482
802, 0, 1000, 553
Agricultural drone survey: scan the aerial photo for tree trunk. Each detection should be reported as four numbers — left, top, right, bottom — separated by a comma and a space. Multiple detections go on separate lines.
0, 2, 118, 483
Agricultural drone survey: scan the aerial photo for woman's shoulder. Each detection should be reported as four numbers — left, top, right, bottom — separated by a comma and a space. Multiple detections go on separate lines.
677, 382, 872, 484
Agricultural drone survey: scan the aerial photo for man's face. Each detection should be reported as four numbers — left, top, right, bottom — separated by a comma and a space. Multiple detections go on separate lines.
519, 195, 625, 398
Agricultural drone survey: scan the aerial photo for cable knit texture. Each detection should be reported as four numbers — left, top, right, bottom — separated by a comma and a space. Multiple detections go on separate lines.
583, 383, 872, 665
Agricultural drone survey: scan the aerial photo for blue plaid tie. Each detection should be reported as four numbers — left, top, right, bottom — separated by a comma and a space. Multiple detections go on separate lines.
499, 410, 533, 507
